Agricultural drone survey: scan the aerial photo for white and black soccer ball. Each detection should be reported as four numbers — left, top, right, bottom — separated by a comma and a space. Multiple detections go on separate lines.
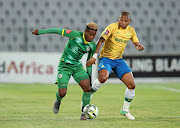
83, 104, 98, 119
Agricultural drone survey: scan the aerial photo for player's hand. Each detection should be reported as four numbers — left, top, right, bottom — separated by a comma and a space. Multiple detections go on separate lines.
32, 29, 38, 35
86, 58, 96, 67
136, 44, 144, 51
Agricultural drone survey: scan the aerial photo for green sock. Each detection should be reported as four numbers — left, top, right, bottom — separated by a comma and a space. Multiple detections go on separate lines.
82, 92, 91, 112
56, 91, 63, 102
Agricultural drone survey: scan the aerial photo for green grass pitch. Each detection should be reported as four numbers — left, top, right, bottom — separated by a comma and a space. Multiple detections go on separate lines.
0, 83, 179, 128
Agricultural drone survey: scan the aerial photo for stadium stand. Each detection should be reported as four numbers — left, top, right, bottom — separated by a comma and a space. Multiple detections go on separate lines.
0, 0, 179, 54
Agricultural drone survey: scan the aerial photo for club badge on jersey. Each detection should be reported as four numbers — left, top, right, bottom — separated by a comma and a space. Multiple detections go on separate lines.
58, 74, 63, 78
104, 29, 109, 35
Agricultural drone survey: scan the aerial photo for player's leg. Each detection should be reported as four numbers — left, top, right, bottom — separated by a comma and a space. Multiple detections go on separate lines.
73, 67, 92, 120
120, 72, 136, 120
91, 57, 113, 93
79, 79, 92, 120
53, 70, 71, 114
114, 59, 135, 120
79, 79, 91, 110
53, 88, 67, 114
91, 69, 109, 95
73, 67, 91, 111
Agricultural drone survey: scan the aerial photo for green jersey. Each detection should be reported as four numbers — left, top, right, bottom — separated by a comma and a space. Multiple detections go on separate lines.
38, 28, 96, 78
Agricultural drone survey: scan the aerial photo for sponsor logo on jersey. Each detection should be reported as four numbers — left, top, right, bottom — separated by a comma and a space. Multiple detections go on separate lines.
126, 33, 131, 37
66, 29, 72, 34
104, 29, 109, 35
60, 84, 67, 87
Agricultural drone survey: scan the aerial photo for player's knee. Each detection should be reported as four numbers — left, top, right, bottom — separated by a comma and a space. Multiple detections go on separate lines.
58, 89, 67, 97
59, 92, 66, 97
99, 76, 108, 83
83, 85, 91, 92
127, 83, 136, 89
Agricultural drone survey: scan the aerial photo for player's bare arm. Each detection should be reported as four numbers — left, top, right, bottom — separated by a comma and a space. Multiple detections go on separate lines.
86, 37, 105, 67
133, 42, 144, 51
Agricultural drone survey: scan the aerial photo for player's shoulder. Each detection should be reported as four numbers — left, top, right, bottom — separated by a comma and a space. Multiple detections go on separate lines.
91, 40, 96, 46
127, 25, 135, 32
108, 22, 119, 29
70, 30, 83, 38
73, 30, 83, 36
105, 22, 118, 33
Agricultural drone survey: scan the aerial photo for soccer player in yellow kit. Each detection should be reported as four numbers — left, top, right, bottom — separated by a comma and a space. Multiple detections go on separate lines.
86, 12, 144, 120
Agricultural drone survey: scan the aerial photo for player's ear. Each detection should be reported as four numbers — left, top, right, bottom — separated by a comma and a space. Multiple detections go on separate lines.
118, 17, 120, 22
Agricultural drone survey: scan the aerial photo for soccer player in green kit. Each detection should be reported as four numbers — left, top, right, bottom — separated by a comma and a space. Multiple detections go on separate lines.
32, 22, 97, 120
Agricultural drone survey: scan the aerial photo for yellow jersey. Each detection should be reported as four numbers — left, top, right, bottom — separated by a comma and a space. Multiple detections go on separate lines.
100, 22, 139, 59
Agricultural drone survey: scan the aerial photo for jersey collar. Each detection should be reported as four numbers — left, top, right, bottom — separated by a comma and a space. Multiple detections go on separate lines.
119, 26, 128, 30
83, 33, 91, 44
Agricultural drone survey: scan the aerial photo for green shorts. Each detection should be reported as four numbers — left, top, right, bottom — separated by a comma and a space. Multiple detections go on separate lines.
56, 61, 89, 89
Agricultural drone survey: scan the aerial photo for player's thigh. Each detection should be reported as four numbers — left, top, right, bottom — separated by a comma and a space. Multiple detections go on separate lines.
114, 59, 132, 80
115, 59, 135, 89
73, 69, 91, 92
98, 57, 113, 82
73, 68, 89, 85
56, 70, 72, 89
99, 57, 113, 74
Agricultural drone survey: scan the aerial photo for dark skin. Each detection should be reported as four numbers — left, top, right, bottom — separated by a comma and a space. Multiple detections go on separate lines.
32, 28, 97, 97
86, 14, 144, 89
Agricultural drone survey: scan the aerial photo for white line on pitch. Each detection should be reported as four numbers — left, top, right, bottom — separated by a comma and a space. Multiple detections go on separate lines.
153, 86, 180, 92
138, 85, 180, 92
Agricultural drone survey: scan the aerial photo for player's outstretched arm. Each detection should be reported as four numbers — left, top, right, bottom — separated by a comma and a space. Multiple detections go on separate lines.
133, 42, 144, 51
32, 28, 63, 35
32, 28, 79, 39
86, 37, 105, 67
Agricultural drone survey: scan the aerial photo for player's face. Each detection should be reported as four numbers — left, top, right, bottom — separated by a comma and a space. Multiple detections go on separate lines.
84, 29, 97, 42
119, 15, 131, 29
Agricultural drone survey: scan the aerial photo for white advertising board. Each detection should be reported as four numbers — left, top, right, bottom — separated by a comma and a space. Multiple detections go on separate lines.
0, 52, 97, 84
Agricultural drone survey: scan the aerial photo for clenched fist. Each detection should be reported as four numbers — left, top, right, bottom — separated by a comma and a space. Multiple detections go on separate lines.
136, 44, 144, 51
32, 29, 38, 35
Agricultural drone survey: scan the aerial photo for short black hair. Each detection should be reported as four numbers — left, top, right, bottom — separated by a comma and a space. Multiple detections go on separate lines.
121, 12, 131, 19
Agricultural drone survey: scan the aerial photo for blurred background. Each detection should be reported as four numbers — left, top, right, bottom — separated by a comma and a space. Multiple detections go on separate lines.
0, 0, 180, 83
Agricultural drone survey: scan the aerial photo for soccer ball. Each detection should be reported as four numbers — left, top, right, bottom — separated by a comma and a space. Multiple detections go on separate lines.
83, 104, 98, 119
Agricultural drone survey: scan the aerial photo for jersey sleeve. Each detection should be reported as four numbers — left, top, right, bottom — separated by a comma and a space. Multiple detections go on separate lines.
38, 28, 81, 39
101, 24, 114, 40
38, 28, 63, 35
62, 29, 81, 39
86, 41, 96, 82
131, 28, 139, 43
